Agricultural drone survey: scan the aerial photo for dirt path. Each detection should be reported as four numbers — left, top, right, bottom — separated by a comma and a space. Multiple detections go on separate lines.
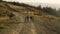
19, 20, 37, 34
11, 23, 24, 34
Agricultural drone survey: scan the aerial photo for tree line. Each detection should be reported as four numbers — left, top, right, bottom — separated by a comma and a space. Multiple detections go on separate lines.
38, 6, 60, 17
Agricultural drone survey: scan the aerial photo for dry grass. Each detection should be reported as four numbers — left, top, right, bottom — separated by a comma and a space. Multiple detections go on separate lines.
0, 2, 60, 34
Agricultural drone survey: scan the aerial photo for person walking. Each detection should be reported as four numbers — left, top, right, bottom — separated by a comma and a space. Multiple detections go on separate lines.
25, 11, 34, 22
29, 11, 34, 22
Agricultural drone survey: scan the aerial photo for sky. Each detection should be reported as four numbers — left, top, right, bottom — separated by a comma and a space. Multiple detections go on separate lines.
3, 0, 60, 4
3, 0, 60, 9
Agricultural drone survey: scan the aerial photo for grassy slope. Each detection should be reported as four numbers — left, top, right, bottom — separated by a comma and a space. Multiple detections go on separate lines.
0, 2, 60, 34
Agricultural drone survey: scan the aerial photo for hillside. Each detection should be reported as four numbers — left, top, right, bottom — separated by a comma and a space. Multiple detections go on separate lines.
0, 1, 60, 34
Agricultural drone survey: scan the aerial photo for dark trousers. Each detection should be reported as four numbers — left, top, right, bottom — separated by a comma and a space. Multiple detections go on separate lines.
25, 16, 34, 22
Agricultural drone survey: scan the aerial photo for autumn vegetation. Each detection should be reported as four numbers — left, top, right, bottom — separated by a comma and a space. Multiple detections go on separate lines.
0, 0, 60, 34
